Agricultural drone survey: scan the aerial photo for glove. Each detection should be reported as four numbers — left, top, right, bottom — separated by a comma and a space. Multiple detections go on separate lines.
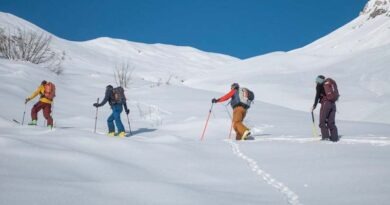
125, 109, 130, 115
311, 105, 316, 111
93, 103, 99, 107
25, 98, 30, 104
212, 98, 218, 103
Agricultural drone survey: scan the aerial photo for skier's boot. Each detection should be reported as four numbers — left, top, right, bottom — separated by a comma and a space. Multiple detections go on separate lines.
28, 120, 37, 126
118, 131, 126, 138
108, 132, 115, 137
241, 130, 251, 140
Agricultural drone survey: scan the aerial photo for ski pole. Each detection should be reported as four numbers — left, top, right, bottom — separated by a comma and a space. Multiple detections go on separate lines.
126, 113, 133, 136
94, 98, 99, 133
50, 102, 54, 129
200, 103, 214, 141
228, 121, 233, 139
224, 104, 233, 139
311, 111, 319, 138
22, 103, 27, 125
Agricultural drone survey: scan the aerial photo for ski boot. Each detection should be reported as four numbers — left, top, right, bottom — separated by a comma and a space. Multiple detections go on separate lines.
118, 131, 126, 138
241, 130, 251, 140
28, 120, 37, 126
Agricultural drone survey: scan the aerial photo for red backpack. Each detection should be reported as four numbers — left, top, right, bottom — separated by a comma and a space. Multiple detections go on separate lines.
323, 78, 339, 102
44, 82, 56, 100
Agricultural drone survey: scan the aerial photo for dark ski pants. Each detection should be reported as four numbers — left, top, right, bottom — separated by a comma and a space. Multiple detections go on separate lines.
107, 104, 125, 133
31, 101, 53, 126
319, 101, 338, 142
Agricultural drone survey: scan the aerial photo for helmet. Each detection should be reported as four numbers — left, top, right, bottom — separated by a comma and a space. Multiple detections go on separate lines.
231, 83, 239, 90
106, 85, 113, 90
41, 80, 47, 85
315, 75, 325, 84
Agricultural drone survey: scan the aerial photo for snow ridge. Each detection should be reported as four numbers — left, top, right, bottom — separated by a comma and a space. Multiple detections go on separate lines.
361, 0, 390, 18
227, 140, 302, 205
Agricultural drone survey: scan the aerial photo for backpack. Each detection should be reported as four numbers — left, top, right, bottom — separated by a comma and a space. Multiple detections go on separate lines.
238, 87, 255, 108
111, 86, 126, 104
323, 78, 339, 102
44, 82, 56, 100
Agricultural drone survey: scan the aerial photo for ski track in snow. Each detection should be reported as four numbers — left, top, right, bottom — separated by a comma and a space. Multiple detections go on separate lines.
226, 139, 302, 205
250, 136, 390, 146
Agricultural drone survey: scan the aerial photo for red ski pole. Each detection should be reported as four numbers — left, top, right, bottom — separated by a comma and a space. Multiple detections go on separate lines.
200, 103, 214, 141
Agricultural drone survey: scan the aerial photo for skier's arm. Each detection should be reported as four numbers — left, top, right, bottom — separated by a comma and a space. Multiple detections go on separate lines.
216, 89, 236, 103
313, 85, 321, 109
27, 86, 42, 100
123, 101, 129, 114
97, 89, 111, 107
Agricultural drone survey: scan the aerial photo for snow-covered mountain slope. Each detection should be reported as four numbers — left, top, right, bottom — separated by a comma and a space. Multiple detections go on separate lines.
0, 12, 238, 83
1, 2, 390, 205
361, 0, 390, 18
2, 58, 390, 205
187, 0, 390, 124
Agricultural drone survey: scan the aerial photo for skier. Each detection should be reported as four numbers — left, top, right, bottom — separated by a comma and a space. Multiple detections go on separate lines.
25, 80, 56, 128
312, 75, 339, 142
93, 85, 130, 137
212, 83, 253, 140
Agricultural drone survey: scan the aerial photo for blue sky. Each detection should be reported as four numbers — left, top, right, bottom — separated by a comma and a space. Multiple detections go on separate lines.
0, 0, 368, 59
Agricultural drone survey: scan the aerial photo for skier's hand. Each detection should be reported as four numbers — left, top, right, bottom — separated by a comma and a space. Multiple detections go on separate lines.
25, 98, 30, 104
311, 105, 316, 112
125, 109, 130, 115
212, 98, 218, 103
93, 103, 99, 107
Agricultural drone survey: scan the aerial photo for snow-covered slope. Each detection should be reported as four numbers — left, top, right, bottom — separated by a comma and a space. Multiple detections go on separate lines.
1, 2, 390, 205
187, 0, 390, 124
0, 12, 238, 83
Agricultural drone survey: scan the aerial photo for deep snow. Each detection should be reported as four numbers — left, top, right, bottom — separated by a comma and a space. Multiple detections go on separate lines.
1, 1, 390, 204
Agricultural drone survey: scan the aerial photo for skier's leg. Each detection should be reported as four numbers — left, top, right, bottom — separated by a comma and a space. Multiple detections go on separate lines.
327, 103, 339, 142
113, 105, 125, 133
319, 101, 331, 140
30, 102, 43, 124
233, 106, 248, 140
42, 103, 53, 126
107, 111, 115, 133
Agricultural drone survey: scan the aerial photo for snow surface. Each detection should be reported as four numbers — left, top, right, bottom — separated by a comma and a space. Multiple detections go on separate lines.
1, 3, 390, 205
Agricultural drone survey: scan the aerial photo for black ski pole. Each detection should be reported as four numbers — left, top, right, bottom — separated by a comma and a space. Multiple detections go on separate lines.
126, 113, 133, 136
224, 104, 233, 139
22, 103, 27, 125
94, 98, 99, 133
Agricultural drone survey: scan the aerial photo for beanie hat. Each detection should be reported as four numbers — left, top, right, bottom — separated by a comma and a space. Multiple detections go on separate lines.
231, 83, 239, 90
315, 75, 325, 84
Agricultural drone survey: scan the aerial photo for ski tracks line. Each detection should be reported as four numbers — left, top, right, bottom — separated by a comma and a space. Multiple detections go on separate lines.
226, 140, 302, 205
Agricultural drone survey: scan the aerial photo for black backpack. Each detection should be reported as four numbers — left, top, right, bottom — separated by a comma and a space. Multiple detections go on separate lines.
111, 86, 126, 104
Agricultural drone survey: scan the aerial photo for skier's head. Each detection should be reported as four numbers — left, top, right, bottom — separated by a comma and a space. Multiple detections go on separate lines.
41, 80, 47, 85
315, 75, 325, 84
231, 83, 239, 90
106, 85, 113, 90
